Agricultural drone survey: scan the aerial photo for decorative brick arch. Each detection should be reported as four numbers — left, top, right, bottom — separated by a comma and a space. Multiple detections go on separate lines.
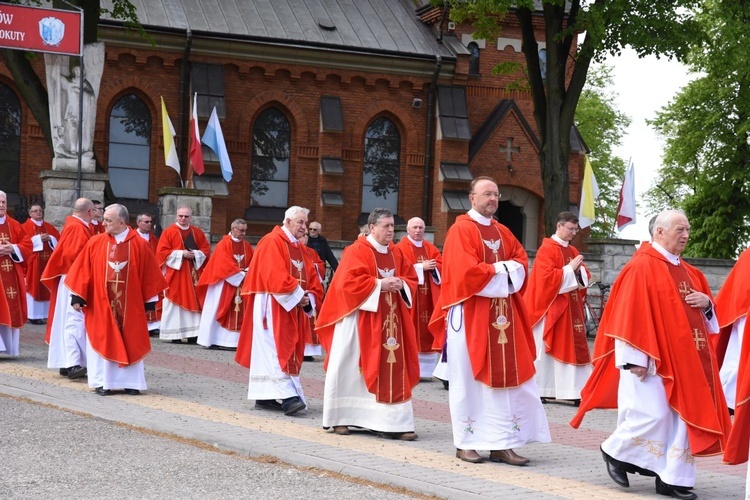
239, 89, 309, 145
351, 101, 418, 153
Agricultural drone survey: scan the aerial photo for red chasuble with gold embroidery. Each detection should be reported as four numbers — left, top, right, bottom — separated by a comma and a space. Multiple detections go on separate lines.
235, 226, 323, 376
317, 238, 420, 403
65, 231, 167, 366
197, 234, 254, 332
524, 238, 590, 365
429, 214, 536, 389
156, 224, 211, 312
571, 242, 730, 458
395, 237, 442, 353
22, 219, 60, 302
301, 245, 324, 345
0, 217, 32, 329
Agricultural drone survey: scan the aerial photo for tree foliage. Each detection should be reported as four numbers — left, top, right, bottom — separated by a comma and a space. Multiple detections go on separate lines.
647, 0, 750, 258
574, 65, 630, 238
440, 0, 702, 234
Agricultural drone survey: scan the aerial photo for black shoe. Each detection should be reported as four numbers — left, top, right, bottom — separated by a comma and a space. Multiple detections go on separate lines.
59, 367, 70, 377
124, 389, 140, 395
186, 337, 198, 344
601, 447, 629, 488
255, 399, 283, 411
149, 329, 159, 337
442, 380, 449, 390
281, 396, 306, 416
67, 365, 87, 380
95, 387, 112, 396
171, 339, 182, 344
28, 319, 45, 325
655, 476, 697, 499
303, 355, 315, 362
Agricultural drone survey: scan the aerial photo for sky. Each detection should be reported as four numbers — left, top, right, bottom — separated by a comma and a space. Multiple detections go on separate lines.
598, 48, 696, 241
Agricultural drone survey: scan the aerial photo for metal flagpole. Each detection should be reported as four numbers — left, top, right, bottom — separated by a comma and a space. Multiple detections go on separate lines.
60, 0, 84, 198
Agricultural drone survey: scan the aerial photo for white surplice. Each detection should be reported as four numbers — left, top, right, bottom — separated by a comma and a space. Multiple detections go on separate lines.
719, 316, 745, 409
197, 269, 244, 349
47, 277, 87, 369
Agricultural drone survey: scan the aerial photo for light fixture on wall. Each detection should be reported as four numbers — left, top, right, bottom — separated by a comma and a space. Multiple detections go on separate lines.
507, 163, 514, 174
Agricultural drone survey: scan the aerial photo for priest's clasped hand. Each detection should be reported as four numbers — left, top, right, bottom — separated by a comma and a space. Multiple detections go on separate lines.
381, 277, 403, 293
182, 250, 195, 260
684, 289, 710, 310
299, 294, 311, 308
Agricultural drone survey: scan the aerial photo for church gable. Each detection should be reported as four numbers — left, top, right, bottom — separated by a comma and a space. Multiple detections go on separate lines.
469, 99, 540, 163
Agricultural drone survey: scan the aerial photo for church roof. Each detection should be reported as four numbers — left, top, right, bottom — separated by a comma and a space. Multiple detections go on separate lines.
102, 0, 454, 59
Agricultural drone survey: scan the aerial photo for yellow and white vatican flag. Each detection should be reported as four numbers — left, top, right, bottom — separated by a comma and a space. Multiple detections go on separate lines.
160, 96, 181, 177
578, 155, 599, 229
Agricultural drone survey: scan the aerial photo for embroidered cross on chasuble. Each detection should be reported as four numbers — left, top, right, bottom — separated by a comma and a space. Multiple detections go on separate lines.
667, 264, 717, 402
217, 239, 248, 332
282, 240, 309, 376
0, 224, 23, 328
107, 240, 131, 333
413, 247, 436, 351
560, 245, 589, 364
360, 248, 410, 404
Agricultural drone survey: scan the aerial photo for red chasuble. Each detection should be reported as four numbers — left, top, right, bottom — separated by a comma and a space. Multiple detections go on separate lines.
429, 215, 536, 389
197, 234, 254, 332
41, 216, 93, 343
22, 219, 60, 302
395, 237, 442, 353
235, 226, 323, 376
524, 238, 590, 365
136, 231, 162, 323
156, 224, 211, 312
571, 242, 731, 458
716, 247, 750, 464
65, 231, 167, 366
301, 245, 324, 345
316, 237, 420, 403
0, 217, 32, 329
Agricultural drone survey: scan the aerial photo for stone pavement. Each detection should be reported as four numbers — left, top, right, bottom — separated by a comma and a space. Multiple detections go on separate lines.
0, 324, 745, 499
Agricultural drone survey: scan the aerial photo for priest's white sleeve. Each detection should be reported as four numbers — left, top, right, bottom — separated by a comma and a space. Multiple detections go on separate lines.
614, 339, 656, 376
225, 271, 245, 288
272, 286, 305, 312
165, 250, 184, 270
194, 250, 208, 270
559, 264, 580, 293
476, 260, 526, 298
31, 234, 44, 252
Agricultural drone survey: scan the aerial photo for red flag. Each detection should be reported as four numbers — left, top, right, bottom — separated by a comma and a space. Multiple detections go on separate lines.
616, 161, 636, 231
188, 92, 205, 175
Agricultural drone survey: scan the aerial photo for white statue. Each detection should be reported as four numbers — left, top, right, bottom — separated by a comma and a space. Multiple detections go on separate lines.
44, 43, 104, 171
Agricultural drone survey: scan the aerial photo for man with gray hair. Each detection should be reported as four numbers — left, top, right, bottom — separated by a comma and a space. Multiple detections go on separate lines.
573, 209, 730, 499
66, 204, 166, 395
22, 204, 60, 325
197, 219, 254, 350
318, 208, 420, 440
0, 190, 32, 357
156, 206, 210, 344
235, 206, 323, 416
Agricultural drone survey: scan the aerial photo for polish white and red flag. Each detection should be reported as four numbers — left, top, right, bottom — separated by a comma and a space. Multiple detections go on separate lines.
188, 92, 205, 176
616, 161, 636, 231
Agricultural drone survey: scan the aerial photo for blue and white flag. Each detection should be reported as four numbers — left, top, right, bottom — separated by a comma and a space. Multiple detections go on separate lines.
201, 107, 233, 182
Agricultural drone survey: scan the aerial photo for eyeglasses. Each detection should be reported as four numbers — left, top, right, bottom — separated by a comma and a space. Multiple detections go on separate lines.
29, 209, 42, 213
309, 228, 319, 232
562, 225, 579, 232
141, 221, 152, 224
177, 215, 191, 218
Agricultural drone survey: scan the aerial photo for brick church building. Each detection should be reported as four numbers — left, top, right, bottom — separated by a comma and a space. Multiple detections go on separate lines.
0, 0, 586, 247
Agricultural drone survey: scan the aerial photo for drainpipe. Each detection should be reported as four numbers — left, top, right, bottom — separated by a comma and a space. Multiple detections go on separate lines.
178, 29, 193, 180
422, 55, 442, 221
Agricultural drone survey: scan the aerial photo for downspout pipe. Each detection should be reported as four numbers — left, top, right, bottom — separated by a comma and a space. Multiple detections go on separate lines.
178, 28, 193, 184
422, 54, 442, 221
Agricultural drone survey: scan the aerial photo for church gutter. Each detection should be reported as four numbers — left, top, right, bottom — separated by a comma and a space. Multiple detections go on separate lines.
178, 29, 193, 170
423, 55, 442, 222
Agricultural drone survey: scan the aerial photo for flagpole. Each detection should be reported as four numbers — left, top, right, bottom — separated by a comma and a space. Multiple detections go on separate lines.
611, 157, 632, 236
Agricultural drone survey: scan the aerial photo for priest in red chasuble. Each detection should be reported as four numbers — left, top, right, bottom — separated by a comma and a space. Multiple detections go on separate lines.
0, 191, 32, 357
197, 219, 254, 350
235, 206, 323, 417
395, 216, 442, 380
156, 206, 210, 343
429, 177, 550, 465
317, 208, 419, 440
22, 204, 60, 324
135, 212, 161, 336
524, 211, 591, 403
42, 198, 94, 377
571, 210, 730, 500
66, 204, 167, 396
299, 233, 324, 359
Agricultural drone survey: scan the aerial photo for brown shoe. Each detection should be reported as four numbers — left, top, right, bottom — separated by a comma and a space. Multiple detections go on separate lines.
489, 449, 530, 466
333, 426, 350, 435
456, 448, 483, 463
379, 431, 418, 441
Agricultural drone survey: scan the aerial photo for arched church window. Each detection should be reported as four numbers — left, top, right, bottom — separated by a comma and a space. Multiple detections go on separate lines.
0, 83, 21, 198
468, 42, 480, 75
362, 116, 400, 215
107, 93, 151, 199
251, 107, 290, 210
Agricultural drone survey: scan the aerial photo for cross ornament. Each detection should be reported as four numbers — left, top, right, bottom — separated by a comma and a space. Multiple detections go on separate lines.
573, 319, 585, 333
6, 286, 17, 299
678, 281, 691, 297
692, 328, 706, 350
0, 233, 9, 244
420, 311, 430, 324
1, 260, 12, 272
501, 137, 520, 162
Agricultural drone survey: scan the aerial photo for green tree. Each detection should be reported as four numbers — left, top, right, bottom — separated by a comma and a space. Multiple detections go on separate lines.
647, 0, 750, 258
1, 0, 141, 156
574, 65, 630, 238
442, 0, 701, 234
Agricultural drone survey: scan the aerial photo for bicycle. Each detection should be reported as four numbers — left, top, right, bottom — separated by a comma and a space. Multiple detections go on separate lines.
584, 281, 611, 339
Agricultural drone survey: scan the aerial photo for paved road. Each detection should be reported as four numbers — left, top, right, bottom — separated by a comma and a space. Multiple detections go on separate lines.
0, 324, 745, 499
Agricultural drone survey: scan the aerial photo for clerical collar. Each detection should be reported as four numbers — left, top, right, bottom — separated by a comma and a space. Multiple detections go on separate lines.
651, 241, 681, 265
281, 225, 299, 243
92, 220, 100, 226
73, 215, 88, 225
176, 222, 190, 230
31, 219, 43, 227
137, 230, 150, 241
229, 232, 242, 243
407, 235, 423, 247
468, 209, 492, 226
551, 234, 569, 247
113, 227, 129, 244
366, 234, 389, 254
